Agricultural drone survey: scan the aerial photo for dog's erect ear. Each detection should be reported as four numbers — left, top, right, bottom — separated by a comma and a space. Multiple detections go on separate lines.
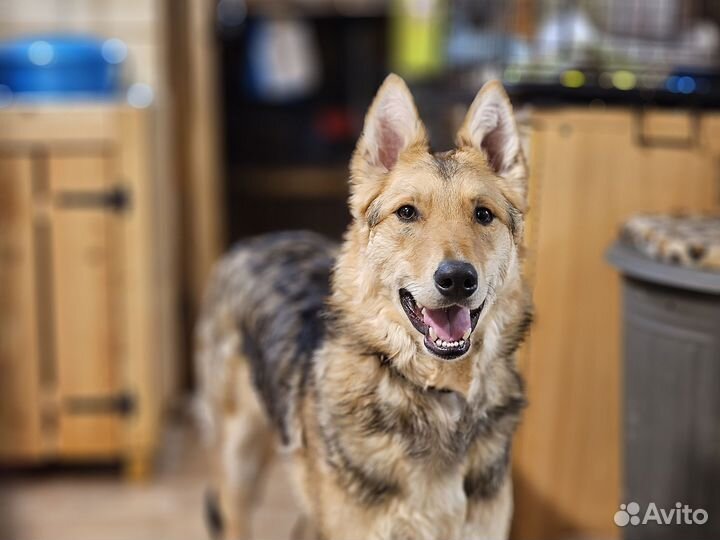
350, 74, 428, 219
351, 74, 427, 173
457, 81, 527, 207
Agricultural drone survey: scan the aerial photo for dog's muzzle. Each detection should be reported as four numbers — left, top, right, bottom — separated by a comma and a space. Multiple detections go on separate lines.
399, 288, 484, 360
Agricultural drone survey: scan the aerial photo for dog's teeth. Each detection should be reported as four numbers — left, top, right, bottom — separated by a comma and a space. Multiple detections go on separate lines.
421, 307, 426, 316
462, 328, 471, 340
429, 327, 438, 341
452, 341, 459, 347
435, 338, 442, 346
459, 340, 465, 347
442, 340, 449, 348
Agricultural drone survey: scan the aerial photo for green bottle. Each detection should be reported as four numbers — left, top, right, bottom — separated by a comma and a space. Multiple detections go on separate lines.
391, 0, 446, 79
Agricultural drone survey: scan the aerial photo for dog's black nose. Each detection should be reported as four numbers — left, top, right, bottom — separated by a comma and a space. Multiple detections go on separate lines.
434, 260, 478, 300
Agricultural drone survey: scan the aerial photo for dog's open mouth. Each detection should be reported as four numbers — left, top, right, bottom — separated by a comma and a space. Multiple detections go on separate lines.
399, 289, 484, 360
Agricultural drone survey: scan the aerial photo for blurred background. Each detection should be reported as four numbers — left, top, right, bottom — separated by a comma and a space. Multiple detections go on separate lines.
1, 1, 719, 539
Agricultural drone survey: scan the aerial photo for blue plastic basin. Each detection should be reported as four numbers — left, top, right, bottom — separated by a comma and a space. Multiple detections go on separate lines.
0, 34, 124, 99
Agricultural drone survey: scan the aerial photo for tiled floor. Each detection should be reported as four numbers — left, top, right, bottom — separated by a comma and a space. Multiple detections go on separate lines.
0, 419, 301, 540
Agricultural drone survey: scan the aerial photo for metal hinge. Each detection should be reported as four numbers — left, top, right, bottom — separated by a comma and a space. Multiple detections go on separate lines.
56, 185, 131, 213
65, 392, 136, 416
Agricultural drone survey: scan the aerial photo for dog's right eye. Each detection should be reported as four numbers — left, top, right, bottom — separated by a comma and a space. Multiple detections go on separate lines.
396, 205, 418, 221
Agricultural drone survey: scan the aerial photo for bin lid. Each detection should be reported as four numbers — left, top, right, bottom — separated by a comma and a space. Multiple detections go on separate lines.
607, 242, 720, 295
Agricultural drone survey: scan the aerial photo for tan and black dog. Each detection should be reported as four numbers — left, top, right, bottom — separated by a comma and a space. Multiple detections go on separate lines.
195, 74, 532, 540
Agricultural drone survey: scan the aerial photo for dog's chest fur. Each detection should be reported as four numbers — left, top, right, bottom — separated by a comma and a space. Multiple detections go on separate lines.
314, 340, 520, 481
298, 338, 523, 539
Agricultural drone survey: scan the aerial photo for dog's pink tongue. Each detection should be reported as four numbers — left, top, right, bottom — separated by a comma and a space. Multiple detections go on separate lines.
423, 306, 471, 341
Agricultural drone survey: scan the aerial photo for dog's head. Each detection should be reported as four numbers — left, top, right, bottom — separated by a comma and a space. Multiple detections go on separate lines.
343, 74, 527, 365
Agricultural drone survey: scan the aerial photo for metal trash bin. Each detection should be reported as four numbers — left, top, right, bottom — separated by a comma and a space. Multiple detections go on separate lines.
607, 241, 720, 540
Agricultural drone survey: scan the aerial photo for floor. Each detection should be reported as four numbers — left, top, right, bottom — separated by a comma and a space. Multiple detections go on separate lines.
0, 419, 611, 540
0, 418, 301, 540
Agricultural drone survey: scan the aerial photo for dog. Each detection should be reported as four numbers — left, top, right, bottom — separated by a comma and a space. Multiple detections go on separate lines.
195, 74, 532, 540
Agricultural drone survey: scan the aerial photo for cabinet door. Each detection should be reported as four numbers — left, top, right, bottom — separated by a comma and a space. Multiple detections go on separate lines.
49, 154, 122, 457
512, 109, 720, 540
0, 156, 44, 460
702, 112, 720, 158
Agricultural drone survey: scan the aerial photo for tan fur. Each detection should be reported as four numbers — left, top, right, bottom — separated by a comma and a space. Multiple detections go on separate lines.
197, 74, 531, 540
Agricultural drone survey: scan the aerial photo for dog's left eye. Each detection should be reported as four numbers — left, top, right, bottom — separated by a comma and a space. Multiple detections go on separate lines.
475, 206, 494, 225
396, 205, 418, 221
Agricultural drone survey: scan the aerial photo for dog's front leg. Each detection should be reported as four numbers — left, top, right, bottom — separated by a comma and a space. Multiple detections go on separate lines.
461, 475, 513, 540
289, 514, 319, 540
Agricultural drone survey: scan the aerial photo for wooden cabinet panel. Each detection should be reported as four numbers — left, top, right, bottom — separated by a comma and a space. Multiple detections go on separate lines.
49, 155, 108, 192
0, 107, 117, 145
702, 113, 720, 156
0, 156, 44, 460
50, 155, 121, 458
513, 109, 720, 540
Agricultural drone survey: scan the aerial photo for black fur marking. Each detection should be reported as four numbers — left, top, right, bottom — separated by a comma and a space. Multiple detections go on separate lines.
688, 243, 706, 261
364, 401, 465, 461
506, 202, 523, 239
463, 443, 511, 500
467, 376, 527, 443
204, 489, 224, 539
487, 393, 527, 426
322, 429, 401, 506
433, 151, 459, 180
497, 308, 533, 360
339, 355, 469, 461
367, 202, 383, 228
227, 232, 336, 446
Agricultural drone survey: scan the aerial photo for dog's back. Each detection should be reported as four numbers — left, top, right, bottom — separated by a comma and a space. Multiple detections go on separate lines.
195, 231, 337, 448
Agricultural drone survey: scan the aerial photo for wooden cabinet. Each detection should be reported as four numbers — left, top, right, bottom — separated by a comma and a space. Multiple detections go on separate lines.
512, 108, 720, 539
0, 105, 175, 477
0, 156, 43, 459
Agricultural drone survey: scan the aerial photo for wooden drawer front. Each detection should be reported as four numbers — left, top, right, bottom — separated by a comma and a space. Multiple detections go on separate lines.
50, 154, 122, 458
0, 156, 44, 460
